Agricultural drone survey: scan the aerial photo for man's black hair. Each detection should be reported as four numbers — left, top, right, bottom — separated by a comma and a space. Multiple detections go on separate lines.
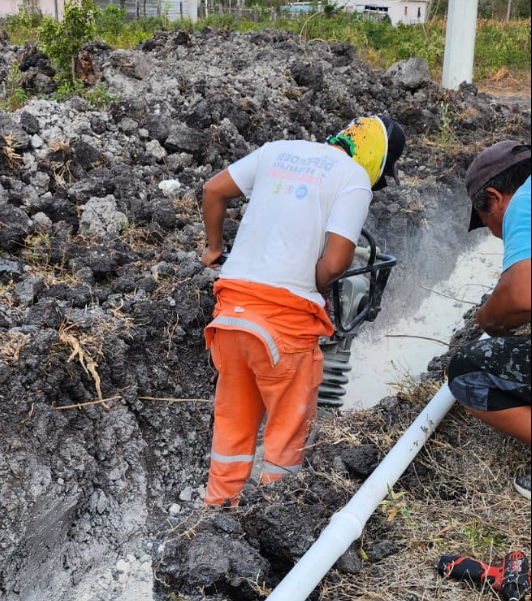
472, 158, 532, 215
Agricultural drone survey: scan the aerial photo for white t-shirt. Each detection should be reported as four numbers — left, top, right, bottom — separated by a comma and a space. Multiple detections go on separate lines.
221, 140, 373, 306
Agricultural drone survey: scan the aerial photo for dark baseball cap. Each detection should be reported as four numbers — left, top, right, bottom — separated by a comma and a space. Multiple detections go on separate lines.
373, 116, 407, 191
466, 141, 532, 231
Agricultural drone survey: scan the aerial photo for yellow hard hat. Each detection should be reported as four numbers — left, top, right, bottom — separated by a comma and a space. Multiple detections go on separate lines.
327, 116, 406, 190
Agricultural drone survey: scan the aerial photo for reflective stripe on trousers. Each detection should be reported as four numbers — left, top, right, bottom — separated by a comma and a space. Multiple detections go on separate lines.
210, 451, 256, 464
210, 315, 281, 365
209, 452, 302, 476
263, 462, 303, 476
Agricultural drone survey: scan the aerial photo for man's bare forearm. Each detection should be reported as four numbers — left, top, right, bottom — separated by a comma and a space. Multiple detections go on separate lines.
203, 192, 227, 252
316, 234, 356, 296
477, 260, 532, 336
477, 303, 532, 336
202, 170, 244, 252
316, 259, 344, 296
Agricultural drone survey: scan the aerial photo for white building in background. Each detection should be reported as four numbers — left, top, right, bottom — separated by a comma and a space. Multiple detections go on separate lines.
0, 0, 198, 22
95, 0, 198, 22
340, 0, 430, 26
0, 0, 65, 19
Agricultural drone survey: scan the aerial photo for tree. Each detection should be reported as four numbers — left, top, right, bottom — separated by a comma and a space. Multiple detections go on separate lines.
429, 0, 530, 19
428, 0, 448, 18
39, 0, 100, 82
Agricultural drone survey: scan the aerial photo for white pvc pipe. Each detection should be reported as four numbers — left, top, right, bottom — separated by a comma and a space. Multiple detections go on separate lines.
266, 381, 461, 601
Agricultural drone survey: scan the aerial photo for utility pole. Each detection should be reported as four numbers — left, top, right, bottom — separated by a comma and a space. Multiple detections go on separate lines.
188, 0, 198, 22
506, 0, 513, 20
442, 0, 480, 90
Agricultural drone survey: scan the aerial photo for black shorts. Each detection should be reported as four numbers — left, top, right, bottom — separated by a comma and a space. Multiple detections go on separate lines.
448, 335, 531, 412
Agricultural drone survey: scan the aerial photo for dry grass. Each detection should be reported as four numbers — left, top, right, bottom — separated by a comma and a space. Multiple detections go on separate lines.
479, 67, 532, 100
120, 223, 160, 251
0, 331, 30, 363
314, 380, 531, 601
48, 140, 71, 154
58, 321, 105, 403
2, 132, 23, 168
20, 232, 81, 287
53, 311, 136, 408
45, 140, 75, 187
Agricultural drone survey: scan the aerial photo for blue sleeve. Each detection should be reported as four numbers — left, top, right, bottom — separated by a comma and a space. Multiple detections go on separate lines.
502, 178, 532, 273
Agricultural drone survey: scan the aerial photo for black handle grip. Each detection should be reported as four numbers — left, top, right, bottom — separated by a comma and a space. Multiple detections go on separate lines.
439, 556, 491, 583
217, 252, 229, 265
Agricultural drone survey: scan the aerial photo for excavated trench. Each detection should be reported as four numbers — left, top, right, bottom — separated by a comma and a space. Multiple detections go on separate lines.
344, 233, 504, 410
0, 26, 530, 601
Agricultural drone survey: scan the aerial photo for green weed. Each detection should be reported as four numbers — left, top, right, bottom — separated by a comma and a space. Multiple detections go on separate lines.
465, 521, 510, 556
52, 79, 117, 108
3, 7, 42, 45
52, 79, 86, 103
428, 102, 461, 151
380, 488, 417, 528
84, 83, 118, 109
0, 65, 30, 112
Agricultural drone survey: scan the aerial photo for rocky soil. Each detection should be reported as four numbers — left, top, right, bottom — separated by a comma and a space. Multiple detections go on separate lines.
154, 322, 531, 601
0, 26, 530, 601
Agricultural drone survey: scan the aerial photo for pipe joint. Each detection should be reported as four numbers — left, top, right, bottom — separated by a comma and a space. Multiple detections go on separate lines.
329, 510, 365, 545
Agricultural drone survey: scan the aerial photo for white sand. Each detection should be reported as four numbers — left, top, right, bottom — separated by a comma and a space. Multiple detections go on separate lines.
344, 235, 504, 409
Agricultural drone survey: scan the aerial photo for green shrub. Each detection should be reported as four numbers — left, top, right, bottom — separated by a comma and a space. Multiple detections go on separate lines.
475, 18, 532, 77
96, 4, 127, 37
0, 65, 29, 112
5, 6, 43, 29
84, 83, 118, 108
4, 7, 42, 44
52, 78, 86, 102
39, 0, 100, 82
51, 79, 117, 108
361, 19, 395, 50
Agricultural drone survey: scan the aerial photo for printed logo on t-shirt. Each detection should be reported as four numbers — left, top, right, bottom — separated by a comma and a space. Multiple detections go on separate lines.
296, 185, 309, 199
268, 152, 339, 187
271, 181, 309, 200
273, 181, 296, 196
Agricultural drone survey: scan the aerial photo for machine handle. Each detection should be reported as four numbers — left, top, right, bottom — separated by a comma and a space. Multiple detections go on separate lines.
332, 228, 397, 335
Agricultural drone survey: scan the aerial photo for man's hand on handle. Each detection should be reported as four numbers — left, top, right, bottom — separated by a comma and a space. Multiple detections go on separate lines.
202, 247, 225, 268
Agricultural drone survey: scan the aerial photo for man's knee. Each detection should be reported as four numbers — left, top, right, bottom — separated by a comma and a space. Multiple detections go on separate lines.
448, 347, 492, 410
448, 348, 477, 399
448, 350, 469, 384
448, 339, 503, 403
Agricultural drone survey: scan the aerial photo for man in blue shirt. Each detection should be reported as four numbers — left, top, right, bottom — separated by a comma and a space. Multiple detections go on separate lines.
448, 141, 531, 500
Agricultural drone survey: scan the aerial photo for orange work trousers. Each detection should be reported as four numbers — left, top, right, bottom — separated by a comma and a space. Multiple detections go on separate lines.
205, 328, 324, 506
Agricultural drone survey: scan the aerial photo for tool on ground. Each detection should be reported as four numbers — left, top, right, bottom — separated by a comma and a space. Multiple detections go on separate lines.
439, 551, 532, 601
